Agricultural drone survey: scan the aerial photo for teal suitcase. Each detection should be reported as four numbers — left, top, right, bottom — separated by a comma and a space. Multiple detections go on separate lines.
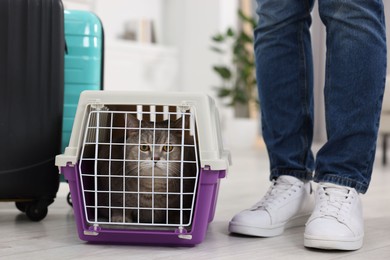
62, 10, 104, 152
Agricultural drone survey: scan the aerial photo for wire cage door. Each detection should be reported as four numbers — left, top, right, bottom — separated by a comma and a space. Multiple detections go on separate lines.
78, 104, 200, 230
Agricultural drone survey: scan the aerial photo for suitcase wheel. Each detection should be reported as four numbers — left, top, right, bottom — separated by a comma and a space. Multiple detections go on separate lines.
15, 201, 29, 213
67, 192, 72, 207
15, 201, 48, 221
26, 203, 48, 221
25, 202, 48, 221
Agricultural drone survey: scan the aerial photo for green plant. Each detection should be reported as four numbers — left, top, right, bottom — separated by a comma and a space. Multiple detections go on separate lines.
211, 10, 258, 118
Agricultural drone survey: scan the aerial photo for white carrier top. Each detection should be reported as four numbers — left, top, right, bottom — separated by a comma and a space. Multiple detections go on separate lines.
55, 90, 231, 171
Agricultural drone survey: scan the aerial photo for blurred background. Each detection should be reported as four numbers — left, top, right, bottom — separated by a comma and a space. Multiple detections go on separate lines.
62, 0, 390, 149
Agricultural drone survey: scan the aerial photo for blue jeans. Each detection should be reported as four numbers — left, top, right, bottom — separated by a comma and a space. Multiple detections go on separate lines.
255, 0, 387, 193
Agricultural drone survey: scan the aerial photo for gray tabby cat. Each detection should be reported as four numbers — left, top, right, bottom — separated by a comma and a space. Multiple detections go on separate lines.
97, 114, 195, 225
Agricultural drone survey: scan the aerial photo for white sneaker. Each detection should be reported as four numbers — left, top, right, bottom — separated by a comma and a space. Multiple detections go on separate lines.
229, 175, 314, 237
304, 182, 364, 250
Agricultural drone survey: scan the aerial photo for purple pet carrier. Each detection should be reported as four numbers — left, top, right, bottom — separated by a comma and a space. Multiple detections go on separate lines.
56, 91, 231, 246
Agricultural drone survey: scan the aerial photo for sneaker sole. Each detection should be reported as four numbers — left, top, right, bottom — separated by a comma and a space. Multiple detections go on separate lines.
304, 234, 363, 251
229, 214, 310, 238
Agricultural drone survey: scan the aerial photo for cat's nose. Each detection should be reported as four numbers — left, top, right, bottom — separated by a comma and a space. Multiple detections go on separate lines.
153, 157, 160, 162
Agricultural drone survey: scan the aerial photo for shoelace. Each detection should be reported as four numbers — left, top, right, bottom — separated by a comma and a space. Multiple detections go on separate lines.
317, 184, 355, 222
251, 178, 301, 211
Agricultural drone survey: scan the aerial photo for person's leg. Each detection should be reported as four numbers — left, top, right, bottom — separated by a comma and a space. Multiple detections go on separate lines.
305, 0, 387, 250
315, 0, 387, 194
229, 0, 315, 237
256, 0, 315, 182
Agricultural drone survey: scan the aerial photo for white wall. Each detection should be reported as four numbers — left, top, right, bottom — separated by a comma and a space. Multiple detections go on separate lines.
163, 0, 223, 96
311, 3, 327, 142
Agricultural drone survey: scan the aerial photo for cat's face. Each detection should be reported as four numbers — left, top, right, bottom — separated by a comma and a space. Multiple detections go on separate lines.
125, 115, 183, 177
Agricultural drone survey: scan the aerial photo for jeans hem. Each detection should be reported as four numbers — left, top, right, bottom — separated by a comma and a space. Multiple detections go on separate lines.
313, 173, 368, 194
270, 168, 313, 182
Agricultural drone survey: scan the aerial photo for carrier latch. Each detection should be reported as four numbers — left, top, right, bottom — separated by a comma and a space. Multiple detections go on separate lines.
178, 101, 193, 112
176, 226, 192, 240
84, 224, 100, 236
89, 99, 106, 111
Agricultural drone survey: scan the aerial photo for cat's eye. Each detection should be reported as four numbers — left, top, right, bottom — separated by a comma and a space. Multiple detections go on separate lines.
139, 145, 150, 152
162, 145, 173, 152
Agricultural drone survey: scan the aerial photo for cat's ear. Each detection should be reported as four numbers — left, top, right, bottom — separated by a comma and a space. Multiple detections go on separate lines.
172, 115, 191, 129
126, 114, 140, 128
170, 116, 182, 129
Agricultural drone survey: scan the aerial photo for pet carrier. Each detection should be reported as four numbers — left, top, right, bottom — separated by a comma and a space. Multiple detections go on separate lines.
56, 90, 230, 246
0, 0, 64, 221
62, 10, 104, 152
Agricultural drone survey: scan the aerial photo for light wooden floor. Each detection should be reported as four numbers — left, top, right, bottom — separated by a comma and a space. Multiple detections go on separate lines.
1, 141, 390, 259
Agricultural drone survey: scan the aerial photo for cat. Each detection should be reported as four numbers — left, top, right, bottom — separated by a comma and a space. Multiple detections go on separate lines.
97, 113, 196, 225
